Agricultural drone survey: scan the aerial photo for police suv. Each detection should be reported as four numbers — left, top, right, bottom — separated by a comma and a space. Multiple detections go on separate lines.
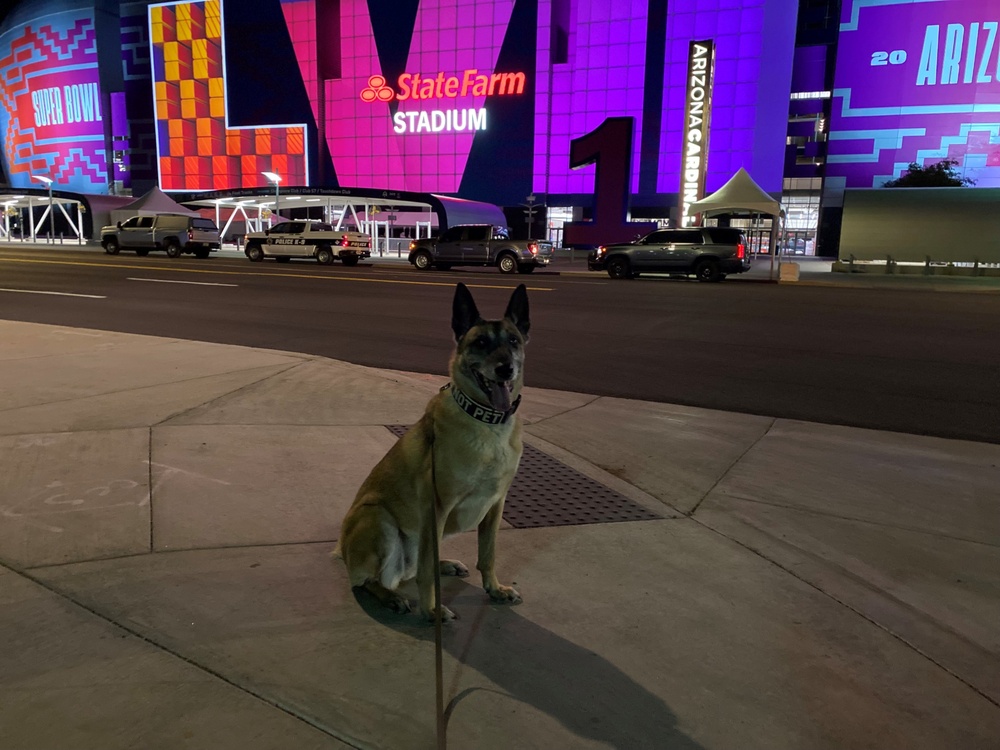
244, 220, 372, 265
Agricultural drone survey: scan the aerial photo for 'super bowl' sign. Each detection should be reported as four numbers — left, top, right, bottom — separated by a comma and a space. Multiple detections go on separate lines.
0, 11, 108, 192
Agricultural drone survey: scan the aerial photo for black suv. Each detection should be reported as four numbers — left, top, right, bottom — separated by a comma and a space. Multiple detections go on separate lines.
587, 227, 750, 281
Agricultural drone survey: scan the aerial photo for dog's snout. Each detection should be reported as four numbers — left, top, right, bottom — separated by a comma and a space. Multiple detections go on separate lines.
495, 362, 514, 381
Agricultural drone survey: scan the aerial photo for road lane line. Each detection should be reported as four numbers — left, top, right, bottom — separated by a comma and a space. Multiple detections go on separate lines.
0, 287, 106, 299
127, 277, 238, 287
0, 257, 553, 291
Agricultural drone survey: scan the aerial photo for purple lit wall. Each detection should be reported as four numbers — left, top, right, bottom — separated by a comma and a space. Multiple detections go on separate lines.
828, 0, 1000, 189
284, 0, 515, 193
657, 0, 796, 194
525, 0, 798, 197
533, 0, 649, 196
278, 0, 796, 202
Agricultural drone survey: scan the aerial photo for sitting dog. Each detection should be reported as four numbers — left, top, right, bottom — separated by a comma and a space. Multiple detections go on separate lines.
335, 282, 529, 620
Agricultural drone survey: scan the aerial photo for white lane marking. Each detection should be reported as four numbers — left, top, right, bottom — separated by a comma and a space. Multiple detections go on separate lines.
127, 277, 238, 287
0, 287, 106, 299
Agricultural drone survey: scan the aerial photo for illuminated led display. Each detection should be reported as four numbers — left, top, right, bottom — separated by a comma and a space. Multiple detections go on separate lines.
0, 7, 108, 192
149, 0, 308, 191
680, 40, 716, 225
828, 0, 1000, 188
0, 0, 797, 206
280, 0, 795, 201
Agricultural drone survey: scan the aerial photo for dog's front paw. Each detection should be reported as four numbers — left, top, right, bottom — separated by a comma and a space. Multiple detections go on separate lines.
439, 559, 470, 577
423, 605, 457, 623
486, 584, 522, 604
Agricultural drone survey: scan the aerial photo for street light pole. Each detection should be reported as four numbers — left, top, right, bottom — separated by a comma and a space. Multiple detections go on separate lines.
262, 171, 281, 226
31, 175, 54, 242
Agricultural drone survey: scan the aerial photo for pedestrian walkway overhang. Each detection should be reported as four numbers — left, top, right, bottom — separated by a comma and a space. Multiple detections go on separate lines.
178, 186, 506, 234
0, 186, 95, 243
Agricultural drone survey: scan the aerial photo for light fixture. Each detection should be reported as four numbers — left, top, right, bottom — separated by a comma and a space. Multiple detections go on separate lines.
261, 171, 281, 223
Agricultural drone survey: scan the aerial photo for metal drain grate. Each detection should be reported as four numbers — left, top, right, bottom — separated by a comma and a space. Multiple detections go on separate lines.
385, 425, 661, 528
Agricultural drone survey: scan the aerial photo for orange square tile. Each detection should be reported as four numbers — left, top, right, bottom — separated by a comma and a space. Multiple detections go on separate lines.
184, 155, 210, 176
212, 155, 237, 176
167, 119, 194, 139
205, 15, 222, 39
157, 100, 180, 121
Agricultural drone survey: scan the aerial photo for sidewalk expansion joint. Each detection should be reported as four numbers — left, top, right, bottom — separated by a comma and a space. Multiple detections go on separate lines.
0, 558, 370, 749
712, 491, 1000, 549
153, 360, 306, 425
691, 516, 1000, 711
521, 393, 602, 427
687, 417, 776, 517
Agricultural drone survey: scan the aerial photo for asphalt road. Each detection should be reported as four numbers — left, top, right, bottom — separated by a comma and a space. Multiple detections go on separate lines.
2, 245, 999, 444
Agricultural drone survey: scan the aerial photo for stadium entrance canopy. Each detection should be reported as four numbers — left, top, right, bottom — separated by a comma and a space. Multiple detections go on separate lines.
179, 186, 507, 246
0, 186, 89, 244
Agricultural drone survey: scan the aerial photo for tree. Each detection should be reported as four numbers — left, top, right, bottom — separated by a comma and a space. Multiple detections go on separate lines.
882, 159, 976, 188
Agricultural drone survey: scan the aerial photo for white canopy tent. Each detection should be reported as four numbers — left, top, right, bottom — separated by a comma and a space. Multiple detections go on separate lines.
687, 167, 784, 278
110, 186, 201, 224
687, 167, 780, 216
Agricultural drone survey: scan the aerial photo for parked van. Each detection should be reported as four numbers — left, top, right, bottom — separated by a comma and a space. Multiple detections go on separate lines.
101, 214, 221, 258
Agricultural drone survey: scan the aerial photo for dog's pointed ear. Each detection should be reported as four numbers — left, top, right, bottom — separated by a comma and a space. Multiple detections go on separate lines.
452, 283, 482, 342
505, 284, 530, 339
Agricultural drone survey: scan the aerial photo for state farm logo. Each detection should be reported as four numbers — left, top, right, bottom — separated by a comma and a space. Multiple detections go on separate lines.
359, 69, 525, 103
360, 75, 395, 103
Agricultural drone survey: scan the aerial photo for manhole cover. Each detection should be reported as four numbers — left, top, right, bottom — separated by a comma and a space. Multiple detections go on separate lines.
385, 425, 661, 528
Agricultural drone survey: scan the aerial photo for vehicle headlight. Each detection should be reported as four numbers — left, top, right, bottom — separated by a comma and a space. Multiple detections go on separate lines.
596, 246, 606, 257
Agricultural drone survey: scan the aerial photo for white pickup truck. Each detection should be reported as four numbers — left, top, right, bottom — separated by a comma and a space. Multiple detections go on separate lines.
101, 214, 221, 258
244, 221, 372, 265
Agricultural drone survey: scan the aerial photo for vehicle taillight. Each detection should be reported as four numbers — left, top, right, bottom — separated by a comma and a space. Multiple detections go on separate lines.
341, 235, 349, 248
528, 243, 538, 254
736, 242, 745, 259
187, 229, 194, 240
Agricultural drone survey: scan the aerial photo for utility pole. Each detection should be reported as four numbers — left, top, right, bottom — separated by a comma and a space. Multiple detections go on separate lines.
522, 193, 538, 239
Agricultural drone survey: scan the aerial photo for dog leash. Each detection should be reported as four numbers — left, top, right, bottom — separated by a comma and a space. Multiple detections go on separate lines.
429, 438, 446, 750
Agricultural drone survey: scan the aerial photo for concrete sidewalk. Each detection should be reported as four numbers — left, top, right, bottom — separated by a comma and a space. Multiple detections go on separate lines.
1, 319, 998, 749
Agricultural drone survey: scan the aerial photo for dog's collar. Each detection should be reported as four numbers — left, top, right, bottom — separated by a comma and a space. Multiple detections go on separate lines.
441, 382, 521, 425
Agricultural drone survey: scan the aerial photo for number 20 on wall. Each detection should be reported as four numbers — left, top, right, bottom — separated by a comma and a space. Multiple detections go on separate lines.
871, 50, 907, 65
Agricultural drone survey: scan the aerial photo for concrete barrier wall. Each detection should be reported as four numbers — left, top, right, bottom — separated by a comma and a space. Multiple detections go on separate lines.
840, 187, 1000, 264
